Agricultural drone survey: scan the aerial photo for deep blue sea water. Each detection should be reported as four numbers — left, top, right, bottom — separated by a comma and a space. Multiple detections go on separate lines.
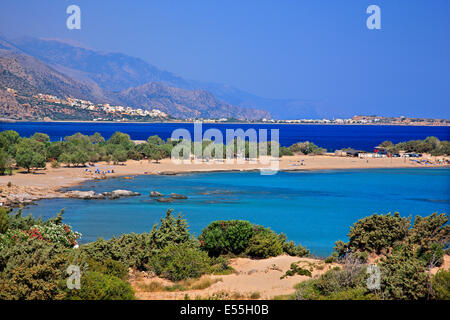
17, 168, 450, 257
1, 122, 449, 151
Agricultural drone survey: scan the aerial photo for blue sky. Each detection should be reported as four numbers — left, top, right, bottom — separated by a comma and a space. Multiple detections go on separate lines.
0, 0, 449, 118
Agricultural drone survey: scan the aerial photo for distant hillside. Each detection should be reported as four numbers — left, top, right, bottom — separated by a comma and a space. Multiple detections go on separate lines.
0, 49, 109, 103
11, 36, 188, 92
0, 36, 269, 120
10, 37, 317, 119
116, 82, 268, 119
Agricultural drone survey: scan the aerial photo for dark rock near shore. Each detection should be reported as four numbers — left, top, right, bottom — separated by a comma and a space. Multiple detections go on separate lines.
170, 193, 188, 199
150, 191, 163, 197
156, 197, 174, 203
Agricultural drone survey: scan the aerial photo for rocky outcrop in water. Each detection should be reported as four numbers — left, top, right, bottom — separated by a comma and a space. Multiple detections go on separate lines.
66, 190, 99, 199
66, 189, 140, 200
111, 189, 141, 197
150, 191, 163, 197
0, 185, 64, 208
170, 193, 188, 199
156, 197, 174, 203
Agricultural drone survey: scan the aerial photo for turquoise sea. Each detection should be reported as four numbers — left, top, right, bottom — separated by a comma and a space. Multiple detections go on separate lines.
18, 168, 449, 257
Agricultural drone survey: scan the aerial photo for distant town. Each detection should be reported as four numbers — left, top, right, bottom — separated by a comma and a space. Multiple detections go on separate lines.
260, 115, 450, 126
32, 92, 169, 120
2, 88, 449, 126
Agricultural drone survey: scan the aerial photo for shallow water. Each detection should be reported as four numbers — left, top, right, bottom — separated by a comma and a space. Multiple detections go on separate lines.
18, 168, 450, 257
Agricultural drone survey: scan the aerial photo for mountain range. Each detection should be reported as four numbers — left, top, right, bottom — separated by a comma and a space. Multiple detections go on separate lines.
0, 36, 319, 120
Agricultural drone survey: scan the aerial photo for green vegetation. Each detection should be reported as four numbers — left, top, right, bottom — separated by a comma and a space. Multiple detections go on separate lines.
0, 201, 448, 300
380, 136, 450, 156
281, 263, 313, 279
2, 129, 448, 176
334, 212, 449, 268
292, 212, 449, 300
287, 141, 326, 155
64, 271, 134, 300
149, 242, 212, 281
334, 212, 410, 255
0, 209, 132, 300
0, 130, 333, 175
294, 255, 374, 300
431, 270, 450, 300
198, 220, 309, 258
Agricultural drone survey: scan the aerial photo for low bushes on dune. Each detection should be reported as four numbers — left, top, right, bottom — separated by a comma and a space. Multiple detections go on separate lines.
198, 220, 309, 259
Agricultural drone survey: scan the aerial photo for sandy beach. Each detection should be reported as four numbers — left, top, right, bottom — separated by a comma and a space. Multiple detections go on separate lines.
0, 153, 447, 207
1, 154, 448, 190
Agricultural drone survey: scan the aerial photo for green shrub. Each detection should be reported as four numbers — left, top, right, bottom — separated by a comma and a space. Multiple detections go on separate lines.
288, 141, 325, 155
324, 256, 335, 264
410, 213, 449, 267
410, 213, 449, 245
416, 243, 445, 267
325, 287, 376, 300
199, 220, 254, 256
354, 251, 369, 263
279, 147, 294, 156
51, 160, 60, 168
379, 245, 430, 300
295, 254, 368, 300
65, 271, 134, 300
335, 212, 448, 260
0, 207, 8, 234
431, 270, 450, 300
348, 213, 410, 254
149, 242, 212, 281
335, 213, 410, 256
83, 258, 129, 280
0, 238, 69, 300
294, 279, 321, 300
279, 234, 309, 257
250, 292, 261, 299
209, 256, 233, 275
148, 209, 192, 251
80, 233, 151, 270
80, 210, 191, 271
281, 263, 312, 279
246, 229, 283, 259
199, 220, 309, 259
314, 267, 366, 296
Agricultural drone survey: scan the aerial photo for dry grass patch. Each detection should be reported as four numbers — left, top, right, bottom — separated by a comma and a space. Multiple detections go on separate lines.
135, 276, 222, 293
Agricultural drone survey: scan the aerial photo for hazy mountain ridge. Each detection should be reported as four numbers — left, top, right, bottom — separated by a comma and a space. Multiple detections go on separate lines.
0, 36, 270, 119
9, 37, 318, 119
116, 82, 268, 119
11, 36, 187, 92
